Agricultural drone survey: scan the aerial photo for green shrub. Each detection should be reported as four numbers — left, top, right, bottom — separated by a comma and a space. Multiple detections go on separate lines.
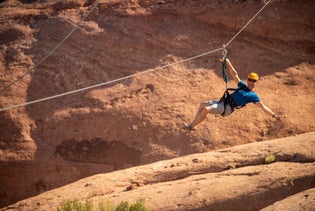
265, 154, 276, 164
57, 198, 147, 211
116, 201, 129, 211
129, 199, 147, 211
57, 199, 93, 211
57, 200, 72, 211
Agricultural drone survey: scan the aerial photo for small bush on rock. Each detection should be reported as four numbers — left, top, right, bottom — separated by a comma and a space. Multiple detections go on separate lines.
57, 198, 148, 211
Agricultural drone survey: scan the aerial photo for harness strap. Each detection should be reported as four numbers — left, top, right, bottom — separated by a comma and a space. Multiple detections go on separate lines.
219, 88, 246, 116
222, 56, 228, 90
219, 48, 245, 116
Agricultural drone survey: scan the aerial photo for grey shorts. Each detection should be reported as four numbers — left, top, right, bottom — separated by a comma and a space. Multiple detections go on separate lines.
208, 100, 233, 117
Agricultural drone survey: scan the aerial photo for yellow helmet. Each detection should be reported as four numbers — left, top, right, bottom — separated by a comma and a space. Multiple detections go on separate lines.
247, 72, 259, 81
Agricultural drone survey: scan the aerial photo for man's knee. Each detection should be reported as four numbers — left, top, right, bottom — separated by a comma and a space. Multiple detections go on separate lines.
199, 102, 209, 109
201, 106, 211, 114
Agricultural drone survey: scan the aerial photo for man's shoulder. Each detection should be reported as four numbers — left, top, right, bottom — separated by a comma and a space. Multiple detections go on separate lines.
237, 80, 247, 89
249, 91, 261, 102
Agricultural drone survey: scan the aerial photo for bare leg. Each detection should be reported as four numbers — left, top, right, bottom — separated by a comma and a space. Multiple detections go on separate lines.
190, 101, 211, 128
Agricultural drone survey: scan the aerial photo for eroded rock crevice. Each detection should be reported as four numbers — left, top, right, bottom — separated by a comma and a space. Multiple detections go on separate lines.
55, 138, 142, 169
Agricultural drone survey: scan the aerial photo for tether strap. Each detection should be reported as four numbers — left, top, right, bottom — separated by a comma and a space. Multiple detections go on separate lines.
222, 54, 228, 90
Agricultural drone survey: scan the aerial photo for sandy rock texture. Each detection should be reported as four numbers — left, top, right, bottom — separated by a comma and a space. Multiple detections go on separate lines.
2, 132, 315, 210
0, 0, 314, 210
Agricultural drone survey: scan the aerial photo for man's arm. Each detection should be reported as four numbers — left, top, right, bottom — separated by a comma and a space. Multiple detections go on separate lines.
226, 58, 241, 85
256, 102, 281, 120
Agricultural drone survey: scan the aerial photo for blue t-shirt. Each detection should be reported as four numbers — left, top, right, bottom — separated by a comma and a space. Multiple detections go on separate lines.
231, 81, 260, 106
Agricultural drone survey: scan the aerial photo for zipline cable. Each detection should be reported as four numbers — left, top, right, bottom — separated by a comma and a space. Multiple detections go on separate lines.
0, 0, 99, 95
0, 48, 223, 112
224, 0, 271, 47
0, 1, 272, 112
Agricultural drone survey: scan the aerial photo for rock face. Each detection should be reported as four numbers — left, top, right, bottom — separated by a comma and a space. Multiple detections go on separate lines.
0, 0, 315, 209
261, 188, 315, 211
2, 132, 315, 210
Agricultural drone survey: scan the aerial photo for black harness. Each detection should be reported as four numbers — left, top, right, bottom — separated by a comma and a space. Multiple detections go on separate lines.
219, 87, 246, 116
219, 52, 246, 116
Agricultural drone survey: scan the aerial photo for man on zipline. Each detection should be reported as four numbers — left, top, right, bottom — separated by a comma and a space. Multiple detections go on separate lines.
183, 58, 281, 131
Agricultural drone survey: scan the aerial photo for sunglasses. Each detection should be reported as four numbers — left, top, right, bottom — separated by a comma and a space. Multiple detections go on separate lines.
247, 79, 257, 83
